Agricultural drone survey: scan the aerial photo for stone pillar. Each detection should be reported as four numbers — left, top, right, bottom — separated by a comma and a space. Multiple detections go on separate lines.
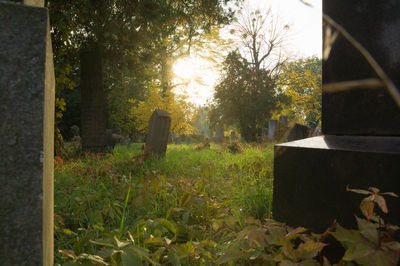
0, 1, 54, 265
145, 109, 171, 157
215, 125, 223, 143
268, 120, 278, 140
273, 0, 400, 235
80, 45, 109, 152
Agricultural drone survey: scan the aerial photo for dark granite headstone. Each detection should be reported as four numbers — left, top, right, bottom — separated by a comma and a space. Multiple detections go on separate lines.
287, 123, 311, 141
145, 109, 171, 157
268, 120, 278, 140
0, 2, 54, 265
80, 46, 109, 152
322, 0, 400, 135
273, 0, 400, 248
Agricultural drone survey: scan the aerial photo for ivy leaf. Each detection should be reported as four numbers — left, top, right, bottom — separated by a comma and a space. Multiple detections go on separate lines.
360, 197, 375, 220
295, 240, 327, 259
374, 195, 388, 214
346, 186, 371, 195
342, 242, 374, 261
355, 216, 379, 246
330, 225, 364, 247
217, 248, 245, 264
121, 249, 143, 266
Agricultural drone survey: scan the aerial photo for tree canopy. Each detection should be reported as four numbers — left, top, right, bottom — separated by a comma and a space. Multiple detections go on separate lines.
276, 56, 322, 125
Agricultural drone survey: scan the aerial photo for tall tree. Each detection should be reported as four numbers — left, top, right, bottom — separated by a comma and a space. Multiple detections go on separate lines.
210, 51, 277, 142
48, 0, 238, 150
277, 56, 322, 125
233, 6, 289, 74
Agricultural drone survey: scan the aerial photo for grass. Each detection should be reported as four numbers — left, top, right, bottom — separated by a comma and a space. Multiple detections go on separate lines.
54, 142, 275, 265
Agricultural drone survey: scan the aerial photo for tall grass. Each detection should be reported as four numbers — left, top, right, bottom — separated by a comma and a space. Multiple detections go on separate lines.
54, 142, 274, 264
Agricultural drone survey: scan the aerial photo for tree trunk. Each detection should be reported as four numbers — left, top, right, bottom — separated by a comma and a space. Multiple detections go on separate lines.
80, 44, 109, 152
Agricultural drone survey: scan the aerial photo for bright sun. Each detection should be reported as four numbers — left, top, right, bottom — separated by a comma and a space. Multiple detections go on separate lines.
173, 57, 219, 105
173, 59, 195, 80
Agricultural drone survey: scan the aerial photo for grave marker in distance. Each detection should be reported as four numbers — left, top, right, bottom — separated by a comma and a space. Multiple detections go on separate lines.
145, 109, 171, 157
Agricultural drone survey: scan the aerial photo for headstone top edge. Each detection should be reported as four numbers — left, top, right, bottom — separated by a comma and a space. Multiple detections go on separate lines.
0, 0, 43, 7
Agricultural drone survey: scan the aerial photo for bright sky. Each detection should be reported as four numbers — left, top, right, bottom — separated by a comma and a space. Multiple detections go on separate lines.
173, 0, 322, 106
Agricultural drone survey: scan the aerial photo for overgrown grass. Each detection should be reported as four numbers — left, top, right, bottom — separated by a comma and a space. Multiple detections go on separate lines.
54, 142, 274, 265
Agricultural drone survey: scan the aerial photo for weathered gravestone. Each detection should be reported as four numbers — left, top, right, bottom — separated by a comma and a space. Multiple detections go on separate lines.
230, 131, 237, 142
274, 0, 400, 238
80, 44, 109, 152
0, 1, 54, 265
268, 120, 278, 140
286, 123, 311, 141
215, 124, 223, 143
279, 115, 288, 127
145, 109, 171, 157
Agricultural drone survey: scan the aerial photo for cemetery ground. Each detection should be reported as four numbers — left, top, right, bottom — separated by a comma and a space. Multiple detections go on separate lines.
54, 141, 400, 265
54, 142, 275, 265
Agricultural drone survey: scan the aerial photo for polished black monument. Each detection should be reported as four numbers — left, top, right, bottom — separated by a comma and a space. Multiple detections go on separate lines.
273, 0, 400, 234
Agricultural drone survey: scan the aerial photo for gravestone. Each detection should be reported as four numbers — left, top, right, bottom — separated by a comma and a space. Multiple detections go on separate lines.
215, 125, 223, 143
80, 45, 109, 152
279, 115, 288, 127
145, 109, 171, 157
0, 1, 54, 265
230, 131, 237, 142
274, 0, 400, 238
286, 123, 310, 141
268, 120, 278, 140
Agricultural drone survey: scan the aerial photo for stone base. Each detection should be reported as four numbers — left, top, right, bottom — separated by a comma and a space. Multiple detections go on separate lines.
273, 135, 400, 232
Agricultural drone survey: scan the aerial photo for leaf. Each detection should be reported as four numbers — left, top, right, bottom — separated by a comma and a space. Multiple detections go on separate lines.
330, 225, 365, 247
368, 187, 380, 194
281, 241, 297, 261
356, 249, 400, 266
380, 192, 399, 198
266, 225, 287, 245
218, 248, 246, 264
374, 195, 388, 214
248, 227, 267, 247
346, 186, 371, 195
62, 228, 77, 235
145, 236, 166, 246
342, 243, 374, 261
382, 241, 400, 251
155, 218, 177, 235
356, 216, 379, 246
96, 247, 116, 259
296, 240, 327, 259
121, 249, 143, 266
360, 197, 375, 220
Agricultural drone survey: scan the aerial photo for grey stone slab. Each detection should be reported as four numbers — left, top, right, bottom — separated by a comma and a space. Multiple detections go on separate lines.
215, 125, 223, 143
0, 2, 54, 265
145, 109, 171, 157
268, 120, 278, 140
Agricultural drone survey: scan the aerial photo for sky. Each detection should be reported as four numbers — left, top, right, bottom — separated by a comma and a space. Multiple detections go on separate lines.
173, 0, 322, 105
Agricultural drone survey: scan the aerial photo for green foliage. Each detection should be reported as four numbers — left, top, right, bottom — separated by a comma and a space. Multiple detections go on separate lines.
55, 143, 274, 265
210, 51, 277, 142
276, 56, 322, 125
219, 187, 400, 265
